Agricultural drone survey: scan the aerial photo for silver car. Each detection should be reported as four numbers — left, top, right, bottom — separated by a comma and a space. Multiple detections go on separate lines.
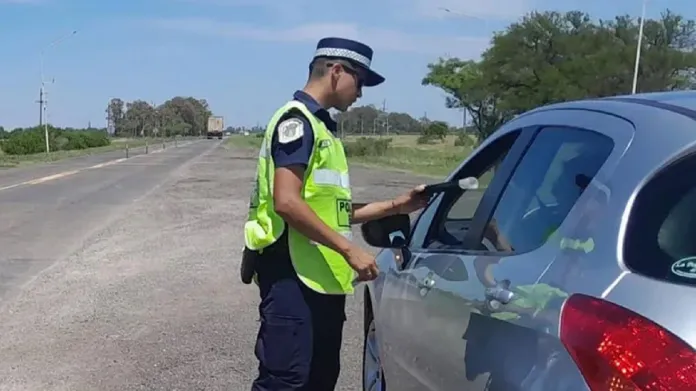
360, 91, 696, 391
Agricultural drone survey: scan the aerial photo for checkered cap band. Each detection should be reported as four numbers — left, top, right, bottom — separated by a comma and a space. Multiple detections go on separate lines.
314, 48, 371, 68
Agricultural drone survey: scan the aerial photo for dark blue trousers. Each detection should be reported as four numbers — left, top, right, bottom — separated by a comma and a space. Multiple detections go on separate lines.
251, 247, 346, 391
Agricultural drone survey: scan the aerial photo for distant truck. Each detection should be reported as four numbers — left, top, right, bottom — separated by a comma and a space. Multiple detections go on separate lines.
207, 116, 224, 139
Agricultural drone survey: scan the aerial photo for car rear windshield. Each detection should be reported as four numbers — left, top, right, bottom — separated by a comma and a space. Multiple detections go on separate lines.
624, 152, 696, 286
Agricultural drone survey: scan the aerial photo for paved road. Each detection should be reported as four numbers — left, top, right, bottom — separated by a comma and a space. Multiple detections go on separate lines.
0, 139, 185, 190
0, 138, 205, 303
0, 141, 430, 390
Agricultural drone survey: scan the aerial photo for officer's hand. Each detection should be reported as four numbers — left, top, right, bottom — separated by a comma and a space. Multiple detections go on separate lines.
345, 246, 379, 281
392, 184, 429, 214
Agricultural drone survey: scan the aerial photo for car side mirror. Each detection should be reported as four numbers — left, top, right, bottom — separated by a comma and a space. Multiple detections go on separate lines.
360, 214, 411, 248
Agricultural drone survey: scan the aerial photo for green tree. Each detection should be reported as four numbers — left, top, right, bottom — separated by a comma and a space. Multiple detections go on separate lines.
157, 97, 212, 136
423, 59, 510, 142
103, 96, 213, 137
482, 10, 696, 114
425, 121, 448, 139
417, 120, 450, 144
423, 9, 696, 144
106, 98, 126, 136
123, 100, 156, 137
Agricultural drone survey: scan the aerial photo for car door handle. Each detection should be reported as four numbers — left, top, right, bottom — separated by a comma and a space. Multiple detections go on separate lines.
417, 273, 436, 290
484, 286, 515, 304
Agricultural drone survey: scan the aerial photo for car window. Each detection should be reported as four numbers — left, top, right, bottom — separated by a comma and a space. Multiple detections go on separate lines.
446, 164, 499, 220
433, 156, 508, 249
482, 127, 614, 254
624, 153, 696, 287
414, 131, 520, 250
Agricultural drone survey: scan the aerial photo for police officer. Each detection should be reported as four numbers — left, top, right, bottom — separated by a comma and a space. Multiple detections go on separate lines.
244, 37, 428, 390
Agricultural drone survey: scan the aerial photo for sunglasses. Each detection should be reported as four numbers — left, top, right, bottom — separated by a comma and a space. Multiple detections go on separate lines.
327, 62, 365, 89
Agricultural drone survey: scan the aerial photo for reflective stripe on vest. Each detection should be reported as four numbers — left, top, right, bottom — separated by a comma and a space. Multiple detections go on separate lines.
313, 169, 350, 188
243, 100, 355, 295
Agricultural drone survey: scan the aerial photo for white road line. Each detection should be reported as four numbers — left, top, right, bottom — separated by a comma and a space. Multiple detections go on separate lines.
87, 158, 126, 169
24, 170, 80, 185
111, 163, 171, 167
0, 169, 81, 191
87, 158, 127, 169
0, 183, 23, 191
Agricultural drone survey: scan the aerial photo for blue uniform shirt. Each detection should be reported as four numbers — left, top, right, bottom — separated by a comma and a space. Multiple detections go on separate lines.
270, 90, 338, 168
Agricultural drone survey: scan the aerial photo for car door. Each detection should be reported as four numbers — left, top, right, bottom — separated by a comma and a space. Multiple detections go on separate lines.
376, 128, 536, 391
436, 109, 634, 391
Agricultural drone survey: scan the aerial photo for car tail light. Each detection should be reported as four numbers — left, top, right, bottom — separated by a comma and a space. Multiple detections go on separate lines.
560, 294, 696, 390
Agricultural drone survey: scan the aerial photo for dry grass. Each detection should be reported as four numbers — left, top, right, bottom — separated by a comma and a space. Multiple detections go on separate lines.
225, 133, 476, 177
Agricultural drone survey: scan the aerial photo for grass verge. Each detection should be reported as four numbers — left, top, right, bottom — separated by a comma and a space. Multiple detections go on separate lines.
224, 134, 472, 177
0, 137, 181, 168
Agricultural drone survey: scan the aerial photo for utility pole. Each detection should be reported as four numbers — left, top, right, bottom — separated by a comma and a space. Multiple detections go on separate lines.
43, 85, 50, 154
40, 30, 77, 154
381, 99, 388, 135
36, 87, 45, 126
632, 0, 648, 94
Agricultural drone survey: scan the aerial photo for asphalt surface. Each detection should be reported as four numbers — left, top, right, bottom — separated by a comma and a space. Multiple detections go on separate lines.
0, 140, 179, 189
0, 140, 429, 390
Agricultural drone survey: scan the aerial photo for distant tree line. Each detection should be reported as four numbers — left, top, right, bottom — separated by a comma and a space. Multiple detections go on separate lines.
106, 96, 213, 137
332, 105, 466, 136
225, 125, 265, 134
221, 106, 466, 137
0, 125, 110, 155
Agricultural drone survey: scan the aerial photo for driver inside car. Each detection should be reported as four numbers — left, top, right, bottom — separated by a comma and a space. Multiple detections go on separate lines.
473, 152, 600, 315
539, 150, 606, 241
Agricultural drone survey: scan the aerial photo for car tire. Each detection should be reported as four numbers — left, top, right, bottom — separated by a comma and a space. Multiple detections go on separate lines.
363, 312, 386, 391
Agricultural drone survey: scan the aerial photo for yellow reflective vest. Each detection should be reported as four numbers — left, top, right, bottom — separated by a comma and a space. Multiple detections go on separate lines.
244, 100, 355, 295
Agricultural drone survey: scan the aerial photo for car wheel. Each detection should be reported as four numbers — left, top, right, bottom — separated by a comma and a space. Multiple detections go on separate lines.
363, 315, 386, 391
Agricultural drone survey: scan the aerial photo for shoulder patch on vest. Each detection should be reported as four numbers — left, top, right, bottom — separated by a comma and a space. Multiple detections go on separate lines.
319, 139, 332, 148
277, 118, 304, 144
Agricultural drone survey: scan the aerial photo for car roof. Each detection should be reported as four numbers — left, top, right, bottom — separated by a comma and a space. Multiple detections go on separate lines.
529, 90, 696, 120
617, 90, 696, 112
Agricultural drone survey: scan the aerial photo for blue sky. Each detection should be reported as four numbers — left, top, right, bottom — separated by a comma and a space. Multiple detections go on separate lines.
0, 0, 692, 130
